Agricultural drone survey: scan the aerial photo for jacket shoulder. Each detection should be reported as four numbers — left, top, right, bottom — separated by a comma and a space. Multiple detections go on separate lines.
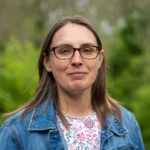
120, 107, 144, 149
120, 107, 136, 123
0, 110, 33, 150
120, 106, 138, 129
2, 109, 32, 128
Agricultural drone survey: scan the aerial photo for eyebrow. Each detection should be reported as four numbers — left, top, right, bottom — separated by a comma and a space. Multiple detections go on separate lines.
81, 43, 97, 47
52, 43, 97, 48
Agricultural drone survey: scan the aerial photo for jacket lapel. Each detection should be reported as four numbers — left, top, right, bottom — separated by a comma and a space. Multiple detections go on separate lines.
28, 99, 57, 131
101, 112, 128, 148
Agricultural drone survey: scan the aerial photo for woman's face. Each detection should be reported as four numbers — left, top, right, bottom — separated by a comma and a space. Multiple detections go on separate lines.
44, 23, 104, 94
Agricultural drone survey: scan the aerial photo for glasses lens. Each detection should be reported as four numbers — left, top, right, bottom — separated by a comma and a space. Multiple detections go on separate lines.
80, 46, 98, 59
55, 45, 73, 59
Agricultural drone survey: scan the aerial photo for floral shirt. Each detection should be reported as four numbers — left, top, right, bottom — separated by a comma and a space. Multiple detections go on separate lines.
57, 113, 101, 150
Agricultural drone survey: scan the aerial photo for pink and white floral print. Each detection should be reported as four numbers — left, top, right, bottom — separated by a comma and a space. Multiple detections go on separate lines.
57, 113, 101, 150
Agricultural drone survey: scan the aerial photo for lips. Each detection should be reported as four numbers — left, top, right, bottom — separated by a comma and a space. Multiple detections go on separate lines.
67, 72, 87, 78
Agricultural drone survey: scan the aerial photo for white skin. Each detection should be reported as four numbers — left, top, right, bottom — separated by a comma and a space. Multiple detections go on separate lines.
44, 23, 104, 117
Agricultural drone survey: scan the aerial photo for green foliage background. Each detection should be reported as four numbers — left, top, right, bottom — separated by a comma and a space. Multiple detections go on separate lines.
0, 0, 150, 149
0, 37, 39, 118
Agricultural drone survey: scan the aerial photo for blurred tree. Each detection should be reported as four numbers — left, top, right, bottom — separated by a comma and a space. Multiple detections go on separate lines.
107, 12, 150, 148
108, 12, 148, 108
0, 37, 39, 124
1, 0, 149, 46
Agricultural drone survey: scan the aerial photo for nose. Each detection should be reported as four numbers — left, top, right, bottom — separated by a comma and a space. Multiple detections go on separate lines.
70, 50, 83, 67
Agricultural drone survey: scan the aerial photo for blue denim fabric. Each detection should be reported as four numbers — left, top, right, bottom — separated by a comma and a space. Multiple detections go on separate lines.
0, 99, 144, 150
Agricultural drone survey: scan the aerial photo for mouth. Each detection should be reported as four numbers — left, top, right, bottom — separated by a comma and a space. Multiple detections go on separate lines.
67, 72, 87, 78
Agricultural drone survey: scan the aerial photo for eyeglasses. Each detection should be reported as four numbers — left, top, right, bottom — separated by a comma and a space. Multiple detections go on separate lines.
49, 44, 101, 60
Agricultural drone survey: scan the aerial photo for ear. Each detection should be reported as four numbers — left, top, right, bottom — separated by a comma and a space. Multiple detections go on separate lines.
43, 55, 52, 72
98, 49, 104, 69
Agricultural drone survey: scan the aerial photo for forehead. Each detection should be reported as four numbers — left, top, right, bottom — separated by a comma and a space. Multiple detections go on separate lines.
51, 23, 97, 47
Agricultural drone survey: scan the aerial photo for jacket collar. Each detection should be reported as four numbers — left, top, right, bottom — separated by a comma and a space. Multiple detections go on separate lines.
28, 98, 57, 131
100, 112, 128, 146
104, 112, 128, 135
28, 99, 128, 136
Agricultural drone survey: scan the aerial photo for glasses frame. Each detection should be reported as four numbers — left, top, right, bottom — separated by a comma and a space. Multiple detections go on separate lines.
49, 45, 102, 60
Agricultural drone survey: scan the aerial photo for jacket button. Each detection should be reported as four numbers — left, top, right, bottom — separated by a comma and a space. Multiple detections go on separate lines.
101, 131, 105, 133
52, 135, 57, 139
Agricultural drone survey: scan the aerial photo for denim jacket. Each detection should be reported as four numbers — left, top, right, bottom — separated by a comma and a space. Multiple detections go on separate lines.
0, 99, 144, 150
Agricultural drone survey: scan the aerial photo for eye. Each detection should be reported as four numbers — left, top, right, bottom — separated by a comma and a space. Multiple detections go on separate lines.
56, 46, 72, 55
81, 47, 93, 53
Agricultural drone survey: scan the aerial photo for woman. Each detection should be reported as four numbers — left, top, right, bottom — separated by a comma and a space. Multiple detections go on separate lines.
0, 16, 144, 150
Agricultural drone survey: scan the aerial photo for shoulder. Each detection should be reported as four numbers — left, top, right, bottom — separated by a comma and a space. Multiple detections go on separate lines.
0, 109, 33, 140
106, 106, 137, 131
0, 109, 33, 150
120, 106, 137, 126
119, 106, 144, 148
107, 106, 137, 126
2, 109, 32, 127
120, 107, 135, 119
119, 106, 138, 131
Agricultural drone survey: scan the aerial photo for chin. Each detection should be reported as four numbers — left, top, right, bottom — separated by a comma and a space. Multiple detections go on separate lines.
68, 82, 91, 92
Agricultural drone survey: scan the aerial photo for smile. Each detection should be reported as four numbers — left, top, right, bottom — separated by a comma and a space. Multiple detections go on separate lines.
67, 72, 87, 78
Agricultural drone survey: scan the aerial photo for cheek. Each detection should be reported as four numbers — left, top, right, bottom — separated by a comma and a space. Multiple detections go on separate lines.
88, 61, 100, 79
91, 59, 101, 70
50, 61, 68, 78
92, 67, 99, 79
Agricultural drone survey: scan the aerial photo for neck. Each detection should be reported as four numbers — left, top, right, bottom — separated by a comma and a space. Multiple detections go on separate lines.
58, 88, 94, 117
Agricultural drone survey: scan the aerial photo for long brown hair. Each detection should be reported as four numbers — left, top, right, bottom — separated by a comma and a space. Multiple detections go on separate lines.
4, 16, 121, 128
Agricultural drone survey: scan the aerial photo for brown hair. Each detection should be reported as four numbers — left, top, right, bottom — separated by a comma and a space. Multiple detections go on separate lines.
4, 16, 121, 128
